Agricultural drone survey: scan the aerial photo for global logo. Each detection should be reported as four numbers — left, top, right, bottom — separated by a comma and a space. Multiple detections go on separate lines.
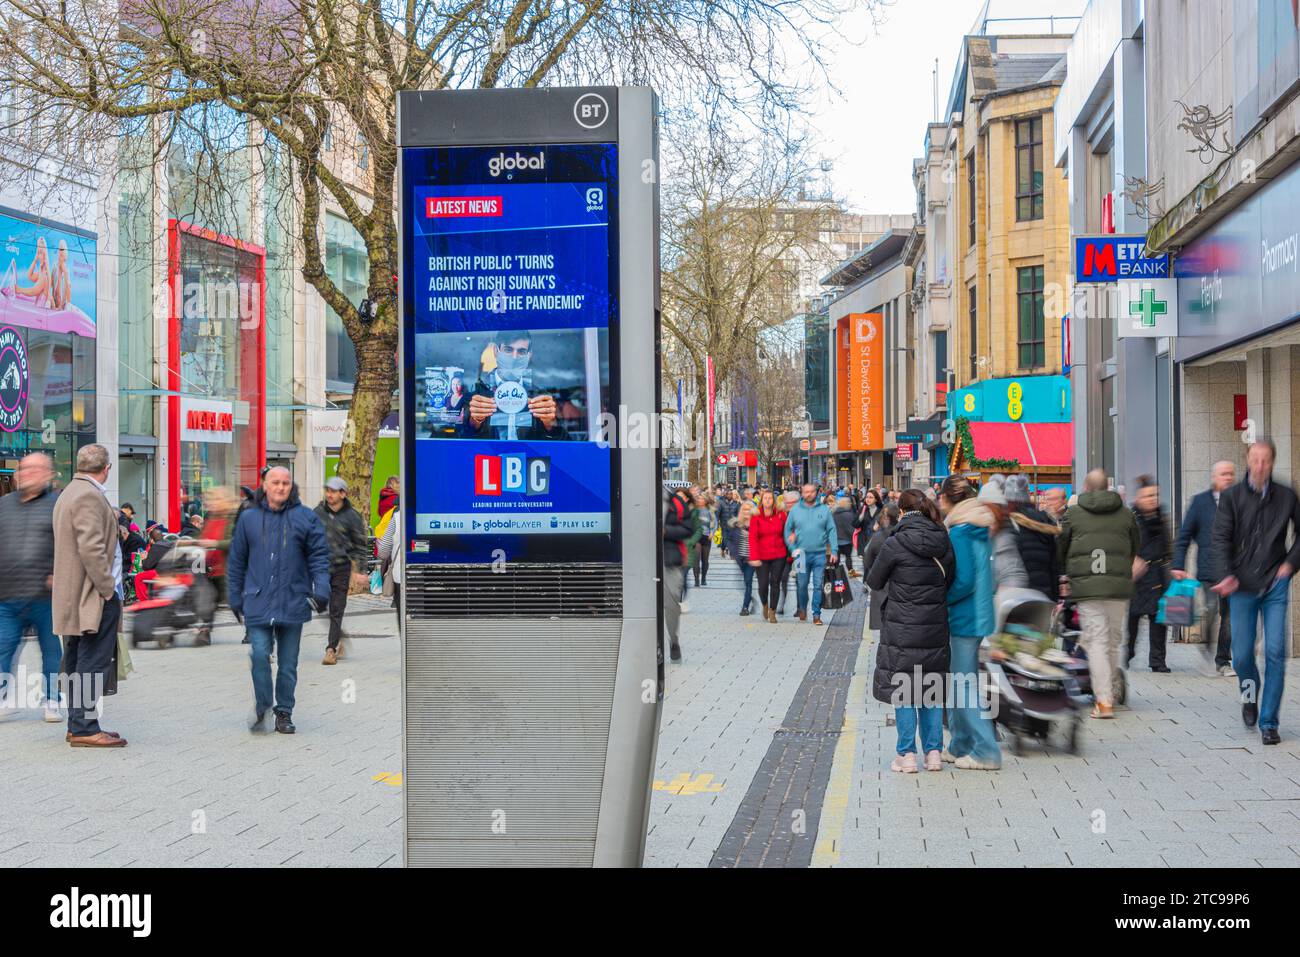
488, 151, 545, 177
0, 326, 29, 433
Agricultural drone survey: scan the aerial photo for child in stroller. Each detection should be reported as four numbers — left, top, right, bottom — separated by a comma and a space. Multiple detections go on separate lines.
981, 588, 1092, 755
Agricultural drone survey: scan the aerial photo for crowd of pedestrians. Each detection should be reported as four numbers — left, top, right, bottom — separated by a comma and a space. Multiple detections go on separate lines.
662, 442, 1299, 769
0, 449, 390, 744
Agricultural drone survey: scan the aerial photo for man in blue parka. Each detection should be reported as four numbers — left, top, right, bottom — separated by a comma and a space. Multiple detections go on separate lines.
227, 466, 331, 734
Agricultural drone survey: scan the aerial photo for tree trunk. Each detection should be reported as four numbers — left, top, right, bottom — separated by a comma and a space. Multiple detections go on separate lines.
336, 308, 398, 519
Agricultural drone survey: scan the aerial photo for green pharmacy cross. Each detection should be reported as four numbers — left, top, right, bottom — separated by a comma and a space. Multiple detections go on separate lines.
1129, 288, 1168, 328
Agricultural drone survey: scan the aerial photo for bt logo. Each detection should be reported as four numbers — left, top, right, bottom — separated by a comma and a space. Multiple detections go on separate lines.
488, 151, 545, 177
475, 454, 551, 496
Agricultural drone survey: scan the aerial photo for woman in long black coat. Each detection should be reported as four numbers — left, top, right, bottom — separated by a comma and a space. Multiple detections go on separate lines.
866, 490, 955, 773
1127, 477, 1172, 672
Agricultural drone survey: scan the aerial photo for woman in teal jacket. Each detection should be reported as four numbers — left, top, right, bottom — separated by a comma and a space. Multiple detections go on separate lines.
938, 475, 1000, 770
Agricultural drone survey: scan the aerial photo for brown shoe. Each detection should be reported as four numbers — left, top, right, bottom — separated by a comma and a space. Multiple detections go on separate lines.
813, 617, 824, 626
69, 731, 127, 748
797, 610, 807, 622
767, 609, 778, 623
65, 730, 122, 742
322, 647, 338, 666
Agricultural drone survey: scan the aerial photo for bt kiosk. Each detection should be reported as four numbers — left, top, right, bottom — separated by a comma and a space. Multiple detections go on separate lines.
397, 87, 662, 867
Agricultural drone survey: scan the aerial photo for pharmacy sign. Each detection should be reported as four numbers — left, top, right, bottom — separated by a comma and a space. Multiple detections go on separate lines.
1118, 279, 1178, 338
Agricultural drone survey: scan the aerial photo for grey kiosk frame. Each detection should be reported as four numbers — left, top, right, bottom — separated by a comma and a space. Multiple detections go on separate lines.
396, 87, 662, 867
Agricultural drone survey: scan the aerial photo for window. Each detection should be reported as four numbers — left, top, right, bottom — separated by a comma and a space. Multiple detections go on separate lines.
1017, 265, 1046, 368
968, 284, 978, 381
933, 329, 948, 394
966, 155, 977, 245
1015, 117, 1044, 221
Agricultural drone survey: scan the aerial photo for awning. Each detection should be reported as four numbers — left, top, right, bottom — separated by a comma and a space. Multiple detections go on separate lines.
967, 422, 1072, 467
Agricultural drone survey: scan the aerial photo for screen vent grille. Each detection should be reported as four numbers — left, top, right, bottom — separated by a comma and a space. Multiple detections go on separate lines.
405, 563, 623, 619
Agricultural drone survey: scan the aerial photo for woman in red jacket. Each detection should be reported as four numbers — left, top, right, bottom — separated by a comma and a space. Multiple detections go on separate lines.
749, 489, 789, 623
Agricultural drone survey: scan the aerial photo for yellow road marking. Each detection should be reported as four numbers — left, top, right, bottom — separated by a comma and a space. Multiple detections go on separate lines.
373, 772, 403, 787
653, 772, 724, 796
811, 616, 873, 867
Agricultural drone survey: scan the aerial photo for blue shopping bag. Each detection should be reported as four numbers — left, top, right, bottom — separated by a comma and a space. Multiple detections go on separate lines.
1156, 577, 1200, 627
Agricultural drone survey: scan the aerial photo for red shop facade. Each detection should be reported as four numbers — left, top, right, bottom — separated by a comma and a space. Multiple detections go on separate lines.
166, 220, 266, 529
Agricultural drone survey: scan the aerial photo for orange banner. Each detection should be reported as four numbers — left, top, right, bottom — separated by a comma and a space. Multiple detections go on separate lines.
844, 312, 883, 451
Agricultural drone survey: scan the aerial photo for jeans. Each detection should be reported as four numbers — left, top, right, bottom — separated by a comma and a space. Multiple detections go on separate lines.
895, 704, 944, 755
1201, 587, 1232, 668
795, 550, 828, 617
693, 541, 711, 586
0, 598, 61, 703
1126, 612, 1167, 669
838, 544, 854, 574
248, 622, 304, 716
1229, 576, 1290, 731
738, 560, 755, 611
327, 564, 351, 651
947, 634, 1001, 764
663, 566, 684, 647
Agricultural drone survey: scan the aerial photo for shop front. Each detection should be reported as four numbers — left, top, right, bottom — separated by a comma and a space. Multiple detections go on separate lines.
167, 220, 265, 526
0, 208, 98, 491
1173, 156, 1300, 511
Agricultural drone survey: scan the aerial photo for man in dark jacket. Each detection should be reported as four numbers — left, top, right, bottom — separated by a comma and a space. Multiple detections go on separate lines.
1211, 440, 1300, 744
662, 486, 693, 662
227, 466, 331, 734
1128, 477, 1172, 672
1057, 468, 1141, 717
1173, 460, 1236, 675
314, 476, 370, 666
0, 453, 61, 721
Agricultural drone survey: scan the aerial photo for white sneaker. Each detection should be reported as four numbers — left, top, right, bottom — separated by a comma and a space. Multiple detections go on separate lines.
680, 602, 690, 614
954, 755, 1001, 771
43, 704, 62, 723
1218, 664, 1236, 677
940, 750, 958, 763
890, 752, 919, 773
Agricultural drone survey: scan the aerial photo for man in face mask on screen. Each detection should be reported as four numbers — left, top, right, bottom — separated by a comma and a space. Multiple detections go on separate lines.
460, 330, 567, 441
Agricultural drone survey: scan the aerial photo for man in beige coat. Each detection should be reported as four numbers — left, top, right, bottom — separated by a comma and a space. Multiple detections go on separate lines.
52, 444, 126, 747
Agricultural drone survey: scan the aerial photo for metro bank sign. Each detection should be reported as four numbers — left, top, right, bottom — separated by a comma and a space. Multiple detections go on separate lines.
1074, 235, 1170, 283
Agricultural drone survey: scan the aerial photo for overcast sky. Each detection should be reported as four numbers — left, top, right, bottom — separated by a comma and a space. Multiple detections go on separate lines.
803, 0, 1088, 215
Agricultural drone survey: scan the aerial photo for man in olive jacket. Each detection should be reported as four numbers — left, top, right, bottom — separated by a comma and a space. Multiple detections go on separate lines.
1057, 468, 1142, 716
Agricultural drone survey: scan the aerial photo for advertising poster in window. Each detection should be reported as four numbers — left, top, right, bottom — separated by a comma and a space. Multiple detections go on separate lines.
402, 143, 619, 563
0, 210, 96, 338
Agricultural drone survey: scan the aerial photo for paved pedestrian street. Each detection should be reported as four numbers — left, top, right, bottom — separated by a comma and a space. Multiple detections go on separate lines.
0, 598, 403, 868
3, 582, 1298, 868
646, 577, 1300, 869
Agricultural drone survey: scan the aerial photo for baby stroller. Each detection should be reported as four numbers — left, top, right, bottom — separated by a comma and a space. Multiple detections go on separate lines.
129, 543, 217, 648
981, 588, 1090, 755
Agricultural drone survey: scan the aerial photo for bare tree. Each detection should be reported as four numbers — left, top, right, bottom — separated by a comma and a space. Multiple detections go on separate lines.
0, 0, 865, 497
660, 110, 843, 484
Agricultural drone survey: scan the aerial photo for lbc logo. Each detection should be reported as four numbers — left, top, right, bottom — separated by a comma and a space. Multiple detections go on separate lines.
475, 454, 551, 496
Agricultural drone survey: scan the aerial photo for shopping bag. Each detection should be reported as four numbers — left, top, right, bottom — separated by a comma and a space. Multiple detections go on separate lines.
1156, 577, 1200, 627
116, 632, 134, 682
369, 567, 384, 595
711, 527, 722, 547
832, 563, 854, 607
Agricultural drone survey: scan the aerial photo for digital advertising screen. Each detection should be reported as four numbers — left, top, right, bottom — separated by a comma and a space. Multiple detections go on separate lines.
402, 143, 620, 564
